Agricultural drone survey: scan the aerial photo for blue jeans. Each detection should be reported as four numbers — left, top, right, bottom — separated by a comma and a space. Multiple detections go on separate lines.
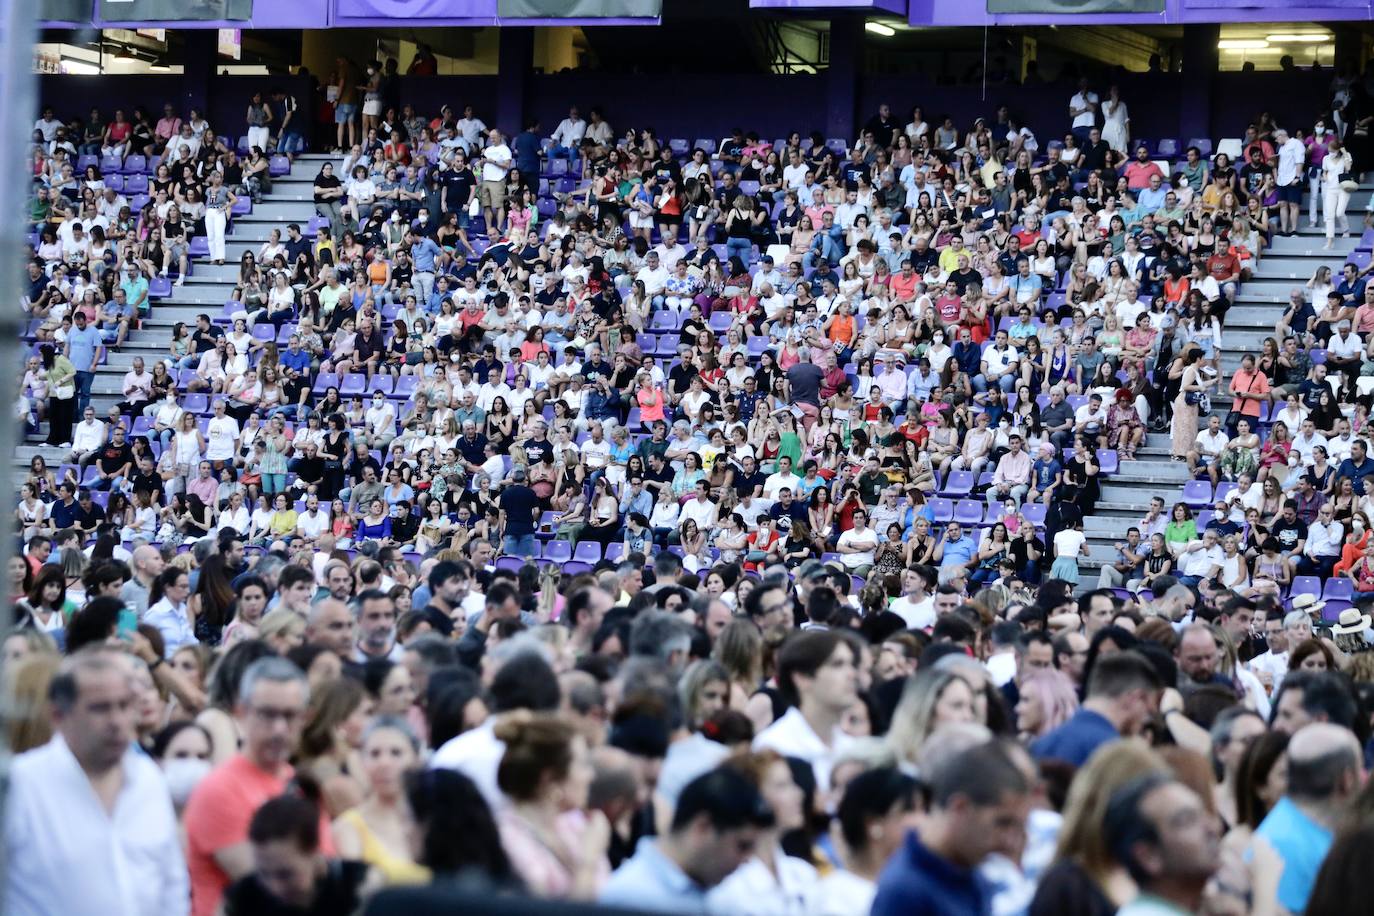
278, 133, 305, 155
550, 145, 579, 161
725, 237, 753, 265
502, 533, 537, 557
74, 370, 94, 412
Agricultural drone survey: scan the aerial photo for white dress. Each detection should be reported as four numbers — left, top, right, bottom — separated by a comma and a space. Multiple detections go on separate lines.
1102, 99, 1129, 153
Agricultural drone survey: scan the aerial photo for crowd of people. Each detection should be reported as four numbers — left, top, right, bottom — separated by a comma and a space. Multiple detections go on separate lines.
11, 62, 1374, 915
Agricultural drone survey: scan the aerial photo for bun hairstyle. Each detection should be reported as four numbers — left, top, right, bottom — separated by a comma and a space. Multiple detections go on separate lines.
493, 710, 576, 802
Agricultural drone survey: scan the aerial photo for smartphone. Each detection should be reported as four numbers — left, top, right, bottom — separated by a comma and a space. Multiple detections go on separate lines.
117, 609, 138, 641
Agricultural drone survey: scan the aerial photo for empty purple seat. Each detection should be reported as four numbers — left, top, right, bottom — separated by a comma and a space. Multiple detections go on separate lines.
307, 216, 331, 235
495, 555, 525, 573
123, 174, 148, 195
1289, 576, 1321, 599
367, 375, 393, 394
100, 154, 123, 174
251, 324, 275, 342
393, 376, 419, 399
189, 237, 210, 258
1323, 578, 1355, 602
939, 471, 974, 497
573, 542, 603, 563
148, 277, 172, 299
1187, 138, 1213, 156
1214, 481, 1237, 504
313, 372, 339, 393
1096, 450, 1119, 475
105, 175, 124, 193
1181, 479, 1213, 508
604, 543, 625, 563
1156, 138, 1180, 158
269, 155, 291, 177
76, 154, 99, 172
953, 499, 983, 525
339, 373, 366, 395
123, 154, 147, 174
543, 540, 573, 563
230, 197, 252, 217
1020, 503, 1047, 527
237, 135, 251, 153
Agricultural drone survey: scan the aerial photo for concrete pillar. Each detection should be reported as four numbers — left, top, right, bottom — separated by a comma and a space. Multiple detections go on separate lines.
1178, 24, 1217, 146
1334, 27, 1364, 74
496, 28, 533, 136
825, 16, 862, 144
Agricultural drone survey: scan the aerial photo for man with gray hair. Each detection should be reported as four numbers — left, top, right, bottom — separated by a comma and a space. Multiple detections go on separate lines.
6, 649, 189, 915
1257, 722, 1364, 913
184, 657, 311, 916
629, 611, 694, 679
121, 543, 165, 617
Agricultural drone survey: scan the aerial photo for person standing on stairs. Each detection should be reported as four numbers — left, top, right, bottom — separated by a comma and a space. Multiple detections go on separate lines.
203, 171, 237, 267
1321, 135, 1354, 249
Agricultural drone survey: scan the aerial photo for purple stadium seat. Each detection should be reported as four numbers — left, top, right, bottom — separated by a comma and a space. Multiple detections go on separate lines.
76, 154, 98, 172
1096, 449, 1119, 475
1156, 138, 1179, 158
1323, 578, 1355, 602
1288, 576, 1321, 600
367, 375, 394, 394
1187, 138, 1213, 156
604, 543, 625, 563
495, 555, 524, 573
1214, 481, 1237, 504
543, 540, 573, 563
1181, 479, 1213, 508
1020, 503, 1048, 527
123, 174, 148, 195
307, 216, 331, 235
393, 376, 419, 399
104, 175, 124, 193
230, 196, 253, 217
269, 155, 290, 177
953, 499, 984, 525
573, 542, 603, 563
928, 498, 953, 522
939, 470, 974, 497
100, 154, 123, 173
148, 277, 172, 299
339, 373, 366, 395
123, 154, 148, 174
312, 372, 339, 393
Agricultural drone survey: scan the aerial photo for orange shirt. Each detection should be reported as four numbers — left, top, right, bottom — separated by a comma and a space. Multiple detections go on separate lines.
828, 313, 855, 345
183, 754, 335, 916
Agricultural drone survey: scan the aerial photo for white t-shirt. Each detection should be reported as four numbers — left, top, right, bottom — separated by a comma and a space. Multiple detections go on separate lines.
204, 415, 240, 461
1070, 91, 1099, 130
836, 526, 878, 569
480, 143, 511, 183
889, 594, 935, 630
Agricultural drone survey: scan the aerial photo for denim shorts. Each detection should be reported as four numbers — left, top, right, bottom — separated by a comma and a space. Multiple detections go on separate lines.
334, 103, 357, 125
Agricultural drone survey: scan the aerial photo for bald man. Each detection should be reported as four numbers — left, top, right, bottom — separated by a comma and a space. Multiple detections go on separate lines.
121, 544, 165, 617
1256, 722, 1363, 914
305, 598, 354, 658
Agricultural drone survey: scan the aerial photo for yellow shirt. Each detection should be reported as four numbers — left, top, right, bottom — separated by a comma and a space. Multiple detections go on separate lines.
335, 809, 430, 885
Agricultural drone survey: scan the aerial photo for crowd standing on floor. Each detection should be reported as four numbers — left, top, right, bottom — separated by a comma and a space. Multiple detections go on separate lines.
13, 63, 1374, 914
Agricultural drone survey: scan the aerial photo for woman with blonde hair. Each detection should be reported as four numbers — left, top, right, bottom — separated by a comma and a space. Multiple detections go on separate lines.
6, 653, 60, 753
1028, 743, 1167, 915
713, 619, 766, 728
678, 659, 731, 733
886, 668, 980, 769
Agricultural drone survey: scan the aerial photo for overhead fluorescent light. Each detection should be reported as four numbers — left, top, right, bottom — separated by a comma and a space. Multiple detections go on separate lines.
1266, 33, 1330, 43
62, 59, 100, 74
865, 22, 895, 37
1218, 39, 1269, 50
1219, 46, 1285, 55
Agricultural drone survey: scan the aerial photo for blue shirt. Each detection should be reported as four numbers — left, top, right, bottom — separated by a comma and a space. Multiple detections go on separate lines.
599, 837, 708, 914
1030, 708, 1118, 767
65, 325, 102, 371
871, 830, 990, 916
411, 237, 443, 272
281, 347, 311, 375
1256, 797, 1332, 914
940, 534, 977, 569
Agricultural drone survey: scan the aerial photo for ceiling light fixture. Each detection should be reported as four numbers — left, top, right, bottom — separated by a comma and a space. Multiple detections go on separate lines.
1266, 33, 1330, 43
1217, 39, 1269, 50
865, 22, 895, 37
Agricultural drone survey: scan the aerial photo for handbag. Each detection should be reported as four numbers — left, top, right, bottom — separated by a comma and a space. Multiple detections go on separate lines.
1225, 372, 1259, 430
1340, 171, 1361, 193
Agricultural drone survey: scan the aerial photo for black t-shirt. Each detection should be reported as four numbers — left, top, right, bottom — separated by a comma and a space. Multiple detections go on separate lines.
500, 484, 541, 537
313, 173, 342, 204
524, 436, 552, 465
293, 454, 325, 484
97, 442, 134, 475
769, 499, 807, 533
192, 325, 224, 354
733, 467, 766, 498
438, 166, 476, 212
129, 470, 162, 500
1272, 518, 1308, 552
1080, 140, 1113, 172
1240, 163, 1272, 198
223, 860, 369, 916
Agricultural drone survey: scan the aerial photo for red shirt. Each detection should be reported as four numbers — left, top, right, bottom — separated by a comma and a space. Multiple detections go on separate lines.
1207, 251, 1241, 282
183, 754, 335, 916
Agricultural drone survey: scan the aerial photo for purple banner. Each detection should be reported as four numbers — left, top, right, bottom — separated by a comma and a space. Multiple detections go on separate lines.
751, 0, 905, 10
334, 0, 658, 20
41, 0, 324, 27
912, 0, 1371, 23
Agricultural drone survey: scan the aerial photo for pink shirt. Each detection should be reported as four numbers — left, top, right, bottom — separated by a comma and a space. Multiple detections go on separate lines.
497, 809, 608, 898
